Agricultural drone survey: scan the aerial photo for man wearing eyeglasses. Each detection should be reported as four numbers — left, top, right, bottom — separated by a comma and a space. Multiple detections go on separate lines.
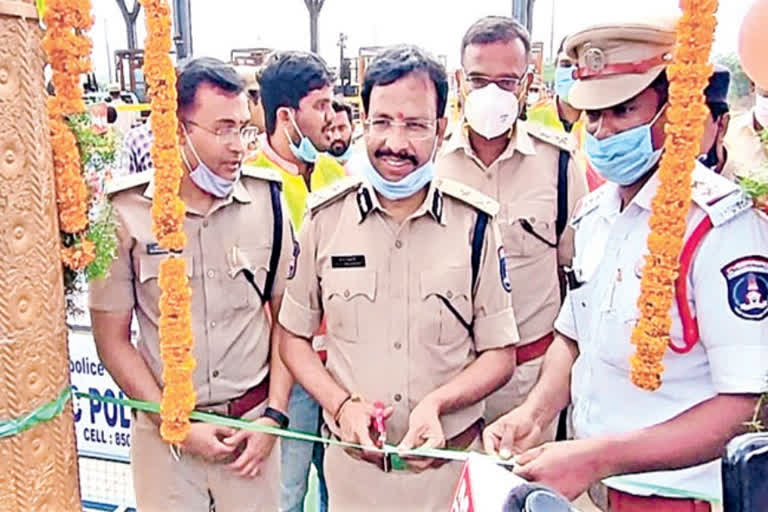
437, 16, 588, 441
89, 57, 294, 511
278, 45, 519, 511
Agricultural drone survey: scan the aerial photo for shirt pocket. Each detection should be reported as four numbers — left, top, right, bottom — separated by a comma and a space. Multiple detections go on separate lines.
137, 253, 194, 315
227, 246, 272, 309
323, 269, 377, 343
499, 212, 556, 259
420, 268, 472, 345
596, 270, 640, 372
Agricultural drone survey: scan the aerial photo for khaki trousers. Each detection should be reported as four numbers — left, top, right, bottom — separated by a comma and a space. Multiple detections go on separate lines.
131, 401, 280, 512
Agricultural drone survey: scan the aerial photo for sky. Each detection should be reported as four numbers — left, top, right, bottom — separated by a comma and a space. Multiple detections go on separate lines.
90, 0, 753, 84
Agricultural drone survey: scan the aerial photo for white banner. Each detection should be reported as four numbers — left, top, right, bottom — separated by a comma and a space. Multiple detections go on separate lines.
69, 325, 132, 462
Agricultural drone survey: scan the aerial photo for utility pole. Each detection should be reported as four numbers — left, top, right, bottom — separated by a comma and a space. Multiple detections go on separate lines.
304, 0, 326, 53
115, 0, 141, 50
172, 0, 193, 61
549, 0, 556, 62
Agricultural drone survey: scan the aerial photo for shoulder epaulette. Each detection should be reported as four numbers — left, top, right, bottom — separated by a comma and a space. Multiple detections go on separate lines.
526, 122, 575, 152
691, 167, 753, 227
307, 176, 363, 216
570, 184, 609, 226
105, 172, 152, 196
242, 164, 283, 183
434, 178, 500, 217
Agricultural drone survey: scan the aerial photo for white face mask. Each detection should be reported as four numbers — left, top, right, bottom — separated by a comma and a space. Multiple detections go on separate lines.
755, 94, 768, 127
464, 83, 520, 139
526, 91, 541, 106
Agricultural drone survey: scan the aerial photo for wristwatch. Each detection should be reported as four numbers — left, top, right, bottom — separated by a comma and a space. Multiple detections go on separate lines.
262, 407, 289, 429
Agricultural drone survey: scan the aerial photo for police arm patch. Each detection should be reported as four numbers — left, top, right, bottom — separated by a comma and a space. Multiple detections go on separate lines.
721, 256, 768, 321
499, 247, 512, 293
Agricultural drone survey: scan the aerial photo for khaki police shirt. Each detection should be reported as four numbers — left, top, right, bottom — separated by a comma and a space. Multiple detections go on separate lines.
278, 178, 520, 443
723, 109, 768, 181
437, 121, 588, 345
89, 170, 293, 406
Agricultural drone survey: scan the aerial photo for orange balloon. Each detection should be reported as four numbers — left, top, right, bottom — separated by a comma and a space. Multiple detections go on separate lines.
739, 0, 768, 90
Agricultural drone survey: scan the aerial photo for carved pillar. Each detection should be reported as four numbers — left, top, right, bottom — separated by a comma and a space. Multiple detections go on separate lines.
0, 1, 81, 510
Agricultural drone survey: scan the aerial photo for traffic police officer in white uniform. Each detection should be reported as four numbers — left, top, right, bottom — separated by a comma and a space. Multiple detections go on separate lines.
483, 9, 768, 511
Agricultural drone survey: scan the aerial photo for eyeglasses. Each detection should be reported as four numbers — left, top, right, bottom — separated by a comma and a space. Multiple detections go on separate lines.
364, 118, 437, 140
464, 73, 522, 92
184, 119, 259, 145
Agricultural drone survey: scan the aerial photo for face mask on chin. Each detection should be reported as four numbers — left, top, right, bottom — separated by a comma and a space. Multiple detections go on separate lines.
284, 109, 324, 163
181, 125, 239, 198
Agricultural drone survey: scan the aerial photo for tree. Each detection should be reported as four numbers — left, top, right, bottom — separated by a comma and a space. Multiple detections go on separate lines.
715, 53, 753, 101
304, 0, 326, 53
512, 0, 536, 33
115, 0, 142, 50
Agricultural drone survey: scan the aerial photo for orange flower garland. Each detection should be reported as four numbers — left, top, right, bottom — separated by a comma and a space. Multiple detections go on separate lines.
42, 0, 94, 268
630, 0, 719, 391
141, 0, 196, 443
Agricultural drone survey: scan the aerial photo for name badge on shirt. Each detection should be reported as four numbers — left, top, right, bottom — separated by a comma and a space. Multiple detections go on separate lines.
331, 255, 366, 268
146, 243, 169, 255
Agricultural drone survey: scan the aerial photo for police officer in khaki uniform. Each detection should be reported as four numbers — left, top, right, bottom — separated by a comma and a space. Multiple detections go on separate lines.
437, 16, 588, 429
278, 45, 519, 511
90, 58, 294, 511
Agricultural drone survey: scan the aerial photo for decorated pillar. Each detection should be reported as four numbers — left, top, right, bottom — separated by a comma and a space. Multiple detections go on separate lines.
0, 1, 81, 510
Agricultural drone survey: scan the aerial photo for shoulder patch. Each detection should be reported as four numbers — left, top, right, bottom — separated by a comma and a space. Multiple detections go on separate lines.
241, 164, 283, 183
570, 184, 609, 226
434, 178, 500, 217
526, 122, 575, 152
105, 172, 152, 196
307, 176, 363, 216
721, 256, 768, 321
691, 167, 752, 227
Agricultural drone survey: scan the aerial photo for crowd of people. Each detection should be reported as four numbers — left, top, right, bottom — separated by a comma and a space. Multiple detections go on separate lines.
89, 5, 768, 512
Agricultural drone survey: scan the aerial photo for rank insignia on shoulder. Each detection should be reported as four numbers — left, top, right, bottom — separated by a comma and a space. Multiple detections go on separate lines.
499, 247, 511, 293
721, 256, 768, 321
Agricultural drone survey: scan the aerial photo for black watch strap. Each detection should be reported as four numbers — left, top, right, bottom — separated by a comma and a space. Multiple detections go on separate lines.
262, 406, 289, 429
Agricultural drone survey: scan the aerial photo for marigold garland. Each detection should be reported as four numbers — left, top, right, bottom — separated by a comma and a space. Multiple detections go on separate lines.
43, 0, 92, 237
141, 0, 196, 443
629, 0, 719, 391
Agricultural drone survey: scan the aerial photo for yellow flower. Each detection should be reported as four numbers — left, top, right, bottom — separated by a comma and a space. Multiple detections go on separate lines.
141, 0, 195, 443
630, 0, 719, 391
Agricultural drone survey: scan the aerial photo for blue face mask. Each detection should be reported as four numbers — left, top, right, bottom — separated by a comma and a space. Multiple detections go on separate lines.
284, 111, 322, 163
586, 106, 666, 186
554, 66, 576, 101
182, 126, 239, 198
356, 146, 435, 201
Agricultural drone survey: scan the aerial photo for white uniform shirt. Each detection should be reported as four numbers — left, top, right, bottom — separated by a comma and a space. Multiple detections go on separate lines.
554, 163, 768, 499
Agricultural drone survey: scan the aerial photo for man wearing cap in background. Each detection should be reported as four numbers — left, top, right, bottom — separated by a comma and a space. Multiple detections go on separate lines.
437, 16, 588, 441
698, 67, 731, 176
483, 8, 768, 512
235, 65, 267, 152
724, 83, 768, 181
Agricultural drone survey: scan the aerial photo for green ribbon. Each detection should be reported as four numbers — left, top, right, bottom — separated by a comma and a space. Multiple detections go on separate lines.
0, 387, 71, 438
73, 391, 720, 503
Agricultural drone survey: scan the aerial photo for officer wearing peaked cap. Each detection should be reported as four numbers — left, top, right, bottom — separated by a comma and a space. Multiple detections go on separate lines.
483, 8, 768, 511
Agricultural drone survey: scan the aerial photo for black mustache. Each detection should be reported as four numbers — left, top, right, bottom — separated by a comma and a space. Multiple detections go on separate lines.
374, 149, 418, 166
